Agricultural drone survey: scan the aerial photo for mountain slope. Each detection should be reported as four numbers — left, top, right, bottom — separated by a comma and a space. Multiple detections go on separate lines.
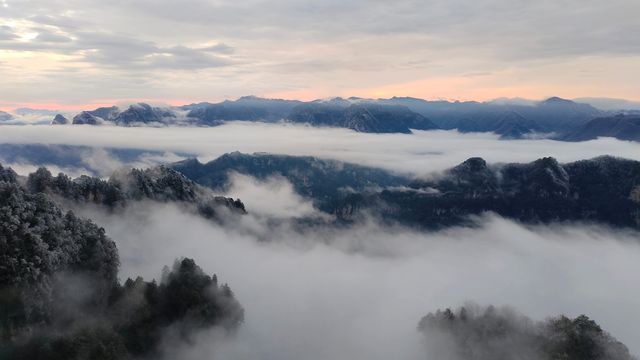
334, 155, 640, 228
561, 114, 640, 141
287, 101, 438, 133
170, 153, 640, 228
25, 164, 246, 219
185, 96, 302, 124
113, 103, 176, 125
50, 95, 615, 138
0, 111, 14, 122
171, 152, 411, 210
382, 96, 602, 136
0, 167, 244, 358
51, 113, 70, 125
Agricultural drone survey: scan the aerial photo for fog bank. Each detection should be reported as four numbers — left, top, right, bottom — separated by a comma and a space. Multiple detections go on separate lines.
0, 123, 639, 176
76, 184, 640, 359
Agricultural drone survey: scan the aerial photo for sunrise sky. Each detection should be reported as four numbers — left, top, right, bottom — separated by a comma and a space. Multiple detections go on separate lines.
1, 0, 639, 111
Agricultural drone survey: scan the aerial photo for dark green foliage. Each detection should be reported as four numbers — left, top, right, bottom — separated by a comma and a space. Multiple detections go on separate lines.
25, 164, 246, 218
0, 164, 17, 183
2, 258, 244, 359
3, 327, 127, 360
418, 306, 634, 360
114, 259, 244, 356
0, 170, 244, 359
0, 181, 119, 338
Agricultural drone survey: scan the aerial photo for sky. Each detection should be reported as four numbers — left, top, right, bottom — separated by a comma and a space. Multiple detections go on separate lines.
0, 0, 639, 110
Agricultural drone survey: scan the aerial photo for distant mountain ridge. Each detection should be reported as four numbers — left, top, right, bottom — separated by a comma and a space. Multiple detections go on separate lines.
0, 110, 13, 122
287, 101, 438, 133
72, 103, 177, 126
377, 96, 602, 137
561, 114, 640, 142
15, 95, 637, 141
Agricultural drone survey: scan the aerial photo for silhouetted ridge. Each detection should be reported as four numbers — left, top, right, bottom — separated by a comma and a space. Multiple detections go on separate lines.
336, 156, 640, 228
562, 114, 640, 141
287, 102, 438, 133
49, 95, 625, 140
51, 113, 69, 125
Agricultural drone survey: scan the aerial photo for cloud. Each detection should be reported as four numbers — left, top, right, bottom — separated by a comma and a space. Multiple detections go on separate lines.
2, 122, 639, 358
76, 191, 640, 359
0, 143, 188, 177
201, 43, 234, 54
224, 173, 322, 219
33, 27, 73, 43
0, 123, 639, 177
0, 24, 233, 70
1, 0, 639, 105
0, 25, 17, 40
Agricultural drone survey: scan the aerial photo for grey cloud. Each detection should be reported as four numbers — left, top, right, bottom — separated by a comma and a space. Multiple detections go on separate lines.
0, 28, 233, 70
110, 0, 640, 60
33, 28, 73, 43
5, 0, 640, 61
145, 45, 232, 69
74, 32, 233, 70
0, 0, 639, 106
201, 43, 234, 54
0, 25, 17, 40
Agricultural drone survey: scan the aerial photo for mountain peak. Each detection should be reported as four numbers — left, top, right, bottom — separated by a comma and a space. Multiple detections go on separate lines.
51, 114, 69, 125
541, 96, 574, 105
458, 157, 488, 171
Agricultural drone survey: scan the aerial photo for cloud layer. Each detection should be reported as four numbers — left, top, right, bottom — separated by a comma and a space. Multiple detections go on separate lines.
3, 122, 639, 358
1, 0, 639, 107
79, 185, 640, 359
0, 123, 639, 177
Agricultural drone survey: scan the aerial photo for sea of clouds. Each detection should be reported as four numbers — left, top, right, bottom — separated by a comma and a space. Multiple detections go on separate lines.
1, 122, 639, 358
0, 122, 639, 177
77, 185, 640, 360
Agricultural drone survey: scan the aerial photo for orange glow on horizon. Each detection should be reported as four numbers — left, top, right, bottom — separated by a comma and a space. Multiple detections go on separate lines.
0, 98, 202, 113
2, 82, 639, 112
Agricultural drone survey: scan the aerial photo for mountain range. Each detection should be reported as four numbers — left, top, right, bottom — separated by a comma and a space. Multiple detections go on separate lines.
170, 152, 640, 229
1, 158, 635, 358
561, 114, 640, 141
19, 95, 636, 141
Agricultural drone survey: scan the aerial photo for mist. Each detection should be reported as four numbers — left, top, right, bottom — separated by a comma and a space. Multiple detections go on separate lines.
2, 123, 639, 358
0, 123, 639, 177
73, 175, 640, 360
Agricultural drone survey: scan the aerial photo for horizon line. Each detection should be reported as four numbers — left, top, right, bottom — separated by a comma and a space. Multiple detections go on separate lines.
2, 94, 640, 113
